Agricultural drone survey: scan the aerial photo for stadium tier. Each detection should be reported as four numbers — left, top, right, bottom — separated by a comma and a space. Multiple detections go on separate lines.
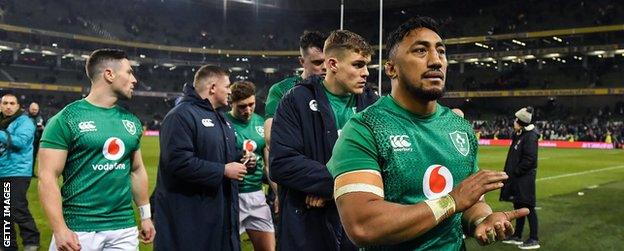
0, 1, 622, 250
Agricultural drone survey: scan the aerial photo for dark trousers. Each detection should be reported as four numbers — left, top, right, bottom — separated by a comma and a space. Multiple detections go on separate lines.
0, 177, 40, 250
32, 136, 41, 177
513, 201, 539, 241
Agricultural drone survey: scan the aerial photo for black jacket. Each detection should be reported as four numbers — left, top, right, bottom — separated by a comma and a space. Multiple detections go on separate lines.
152, 84, 240, 251
500, 126, 539, 206
270, 75, 378, 251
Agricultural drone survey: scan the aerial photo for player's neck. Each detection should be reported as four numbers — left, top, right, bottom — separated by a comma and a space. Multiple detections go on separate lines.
300, 71, 309, 79
391, 85, 437, 116
85, 88, 118, 108
324, 75, 349, 96
206, 95, 223, 109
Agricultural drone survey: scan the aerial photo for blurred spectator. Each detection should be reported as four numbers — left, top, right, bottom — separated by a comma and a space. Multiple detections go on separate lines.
0, 93, 41, 251
27, 101, 45, 177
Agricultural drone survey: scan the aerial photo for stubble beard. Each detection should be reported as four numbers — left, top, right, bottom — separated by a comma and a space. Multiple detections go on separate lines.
404, 81, 445, 101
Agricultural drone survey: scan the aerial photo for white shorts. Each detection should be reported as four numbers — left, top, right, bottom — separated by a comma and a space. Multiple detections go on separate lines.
49, 226, 138, 251
239, 190, 275, 235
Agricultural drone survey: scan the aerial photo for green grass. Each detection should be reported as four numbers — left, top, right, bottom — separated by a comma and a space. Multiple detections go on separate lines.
466, 147, 624, 250
24, 139, 624, 250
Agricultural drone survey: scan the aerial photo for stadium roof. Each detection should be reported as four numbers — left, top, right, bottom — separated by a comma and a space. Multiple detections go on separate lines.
278, 0, 436, 11
193, 0, 435, 11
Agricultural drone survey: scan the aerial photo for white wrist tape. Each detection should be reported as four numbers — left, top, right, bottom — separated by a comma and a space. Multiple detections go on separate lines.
334, 183, 384, 199
424, 194, 456, 223
139, 204, 151, 220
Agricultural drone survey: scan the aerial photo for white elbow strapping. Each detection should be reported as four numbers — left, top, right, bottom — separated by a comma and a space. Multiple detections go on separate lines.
334, 183, 384, 199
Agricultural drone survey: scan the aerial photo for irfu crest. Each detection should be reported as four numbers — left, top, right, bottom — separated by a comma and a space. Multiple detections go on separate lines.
122, 120, 137, 135
255, 126, 265, 137
449, 131, 469, 156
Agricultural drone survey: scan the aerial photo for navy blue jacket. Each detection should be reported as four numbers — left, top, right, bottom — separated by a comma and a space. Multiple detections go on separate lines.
270, 75, 378, 251
152, 84, 240, 251
500, 127, 539, 206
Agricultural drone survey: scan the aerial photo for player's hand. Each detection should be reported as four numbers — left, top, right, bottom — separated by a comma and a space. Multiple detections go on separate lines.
305, 195, 327, 208
54, 227, 81, 251
241, 152, 257, 171
274, 197, 280, 214
449, 170, 508, 212
139, 218, 156, 244
224, 162, 247, 181
474, 208, 530, 245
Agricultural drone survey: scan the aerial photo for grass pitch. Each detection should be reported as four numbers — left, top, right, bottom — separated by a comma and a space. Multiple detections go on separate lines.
24, 137, 623, 250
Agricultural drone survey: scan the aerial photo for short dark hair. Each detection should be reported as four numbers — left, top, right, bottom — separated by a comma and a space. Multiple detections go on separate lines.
193, 65, 230, 91
386, 16, 440, 58
300, 31, 326, 55
1, 93, 18, 104
85, 48, 128, 81
230, 81, 256, 102
324, 30, 374, 58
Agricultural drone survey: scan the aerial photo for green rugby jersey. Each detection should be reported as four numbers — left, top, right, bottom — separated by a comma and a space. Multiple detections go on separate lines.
264, 75, 303, 118
327, 95, 479, 251
40, 99, 143, 232
226, 112, 266, 193
322, 81, 356, 134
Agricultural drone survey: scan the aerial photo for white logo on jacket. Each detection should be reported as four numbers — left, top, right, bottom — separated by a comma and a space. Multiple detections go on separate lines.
309, 100, 318, 112
202, 119, 214, 127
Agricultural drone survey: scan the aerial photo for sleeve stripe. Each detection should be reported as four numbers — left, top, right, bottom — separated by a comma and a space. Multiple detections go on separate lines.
334, 183, 384, 199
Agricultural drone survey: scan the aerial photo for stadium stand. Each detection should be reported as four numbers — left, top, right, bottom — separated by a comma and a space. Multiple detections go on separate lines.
0, 0, 622, 146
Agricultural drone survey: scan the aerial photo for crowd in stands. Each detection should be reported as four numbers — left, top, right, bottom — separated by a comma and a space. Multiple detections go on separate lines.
1, 0, 622, 50
2, 0, 622, 94
2, 50, 622, 96
447, 56, 624, 91
2, 0, 623, 149
473, 103, 624, 148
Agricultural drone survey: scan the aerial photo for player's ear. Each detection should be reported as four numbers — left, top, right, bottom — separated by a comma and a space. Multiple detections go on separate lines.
103, 68, 115, 83
209, 83, 216, 94
384, 60, 397, 79
326, 57, 339, 73
298, 56, 305, 67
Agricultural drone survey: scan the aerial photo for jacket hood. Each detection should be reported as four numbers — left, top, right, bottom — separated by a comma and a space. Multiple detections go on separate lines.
180, 83, 214, 110
299, 74, 324, 88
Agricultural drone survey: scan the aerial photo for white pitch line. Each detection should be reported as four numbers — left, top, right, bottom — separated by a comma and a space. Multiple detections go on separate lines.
537, 165, 624, 182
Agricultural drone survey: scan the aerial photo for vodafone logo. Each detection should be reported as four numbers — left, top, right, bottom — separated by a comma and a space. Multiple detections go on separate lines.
422, 165, 453, 199
243, 139, 257, 152
102, 137, 125, 161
